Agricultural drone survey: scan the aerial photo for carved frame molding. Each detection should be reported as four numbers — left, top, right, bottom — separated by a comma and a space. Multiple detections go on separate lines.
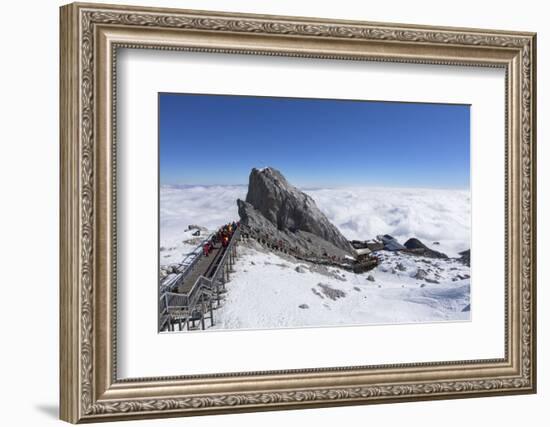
60, 2, 536, 423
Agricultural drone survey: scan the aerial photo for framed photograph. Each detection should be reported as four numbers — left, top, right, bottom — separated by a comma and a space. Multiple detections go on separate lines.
60, 2, 537, 423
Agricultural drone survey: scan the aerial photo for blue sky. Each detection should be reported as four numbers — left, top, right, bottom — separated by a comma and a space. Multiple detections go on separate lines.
159, 93, 470, 189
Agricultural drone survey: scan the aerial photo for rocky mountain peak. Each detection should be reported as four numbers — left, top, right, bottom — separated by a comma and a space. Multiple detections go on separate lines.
238, 167, 354, 257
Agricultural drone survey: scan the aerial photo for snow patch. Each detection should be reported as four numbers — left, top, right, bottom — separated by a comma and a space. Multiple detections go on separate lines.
159, 184, 471, 330
208, 244, 470, 331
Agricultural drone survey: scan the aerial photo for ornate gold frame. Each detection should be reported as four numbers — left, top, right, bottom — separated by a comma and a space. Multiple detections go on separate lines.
60, 2, 537, 423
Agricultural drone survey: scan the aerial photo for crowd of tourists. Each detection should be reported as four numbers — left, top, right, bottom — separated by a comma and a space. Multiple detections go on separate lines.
202, 221, 239, 257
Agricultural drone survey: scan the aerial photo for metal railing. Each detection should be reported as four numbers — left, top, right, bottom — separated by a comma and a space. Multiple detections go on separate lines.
159, 223, 377, 331
159, 226, 240, 332
159, 232, 215, 295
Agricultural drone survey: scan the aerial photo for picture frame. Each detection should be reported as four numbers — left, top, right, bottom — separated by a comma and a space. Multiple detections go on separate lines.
59, 2, 537, 423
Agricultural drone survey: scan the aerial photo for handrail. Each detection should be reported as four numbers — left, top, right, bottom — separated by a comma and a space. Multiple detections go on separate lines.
176, 232, 214, 271
186, 227, 241, 296
159, 225, 241, 331
159, 232, 215, 294
211, 228, 240, 281
160, 223, 378, 332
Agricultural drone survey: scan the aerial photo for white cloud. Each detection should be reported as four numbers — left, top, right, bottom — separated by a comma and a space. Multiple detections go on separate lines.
160, 185, 470, 260
309, 187, 470, 257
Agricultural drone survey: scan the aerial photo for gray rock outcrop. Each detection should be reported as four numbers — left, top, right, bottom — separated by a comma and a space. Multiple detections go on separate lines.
404, 238, 428, 250
458, 249, 470, 266
238, 167, 355, 258
377, 234, 406, 251
404, 237, 448, 259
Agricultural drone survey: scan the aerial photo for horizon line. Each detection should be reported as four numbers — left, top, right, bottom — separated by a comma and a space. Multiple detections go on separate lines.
160, 182, 470, 191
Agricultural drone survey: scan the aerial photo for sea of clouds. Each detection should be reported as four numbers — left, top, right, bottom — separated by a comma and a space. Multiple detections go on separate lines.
160, 185, 470, 257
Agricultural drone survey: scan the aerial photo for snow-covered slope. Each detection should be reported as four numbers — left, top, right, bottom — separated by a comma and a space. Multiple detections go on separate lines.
210, 241, 470, 330
160, 184, 470, 329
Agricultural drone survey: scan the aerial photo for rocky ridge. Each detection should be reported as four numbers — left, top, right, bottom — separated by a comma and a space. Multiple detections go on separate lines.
237, 167, 355, 258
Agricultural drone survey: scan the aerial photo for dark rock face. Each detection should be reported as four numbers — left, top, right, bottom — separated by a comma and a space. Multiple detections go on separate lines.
377, 234, 406, 251
246, 168, 352, 252
404, 238, 428, 250
403, 237, 448, 259
238, 167, 354, 257
458, 249, 470, 266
